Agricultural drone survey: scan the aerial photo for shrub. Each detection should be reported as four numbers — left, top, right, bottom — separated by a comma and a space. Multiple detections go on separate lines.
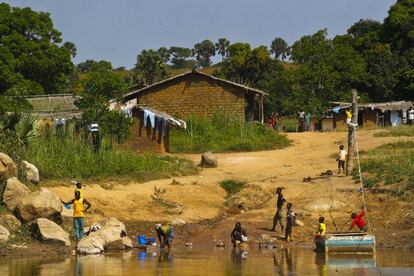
170, 113, 290, 153
374, 125, 414, 137
220, 179, 246, 196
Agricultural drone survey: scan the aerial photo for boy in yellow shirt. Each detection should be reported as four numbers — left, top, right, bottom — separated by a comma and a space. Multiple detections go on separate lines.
61, 191, 91, 240
314, 216, 326, 252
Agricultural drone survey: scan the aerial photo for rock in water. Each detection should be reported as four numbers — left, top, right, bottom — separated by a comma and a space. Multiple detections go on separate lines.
98, 217, 127, 233
16, 189, 62, 223
2, 177, 31, 212
32, 218, 70, 246
200, 151, 217, 168
0, 224, 10, 242
77, 236, 105, 254
0, 214, 22, 232
122, 236, 133, 249
21, 161, 40, 184
0, 152, 17, 178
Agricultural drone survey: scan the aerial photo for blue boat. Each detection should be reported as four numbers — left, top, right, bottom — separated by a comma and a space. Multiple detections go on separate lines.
325, 233, 376, 254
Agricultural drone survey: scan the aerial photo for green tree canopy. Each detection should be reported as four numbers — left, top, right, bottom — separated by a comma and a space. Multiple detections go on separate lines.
169, 46, 194, 68
215, 38, 230, 60
77, 60, 113, 73
0, 3, 74, 95
270, 37, 289, 60
193, 40, 216, 67
135, 49, 168, 85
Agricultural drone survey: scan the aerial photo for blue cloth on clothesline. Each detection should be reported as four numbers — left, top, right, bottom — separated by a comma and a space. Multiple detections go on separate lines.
332, 106, 341, 113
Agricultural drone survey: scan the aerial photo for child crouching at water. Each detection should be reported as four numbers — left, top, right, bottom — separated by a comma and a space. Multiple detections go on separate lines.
285, 203, 295, 242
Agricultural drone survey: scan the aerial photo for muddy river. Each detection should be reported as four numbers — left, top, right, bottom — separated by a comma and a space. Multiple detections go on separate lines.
1, 248, 414, 275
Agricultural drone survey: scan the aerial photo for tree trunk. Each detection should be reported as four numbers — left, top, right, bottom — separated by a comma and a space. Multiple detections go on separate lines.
346, 89, 358, 176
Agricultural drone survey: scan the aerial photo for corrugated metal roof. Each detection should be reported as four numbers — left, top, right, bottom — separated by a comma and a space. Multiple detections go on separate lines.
330, 101, 413, 112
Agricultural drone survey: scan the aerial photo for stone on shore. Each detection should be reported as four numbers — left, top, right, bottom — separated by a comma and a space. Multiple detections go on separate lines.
77, 236, 105, 254
303, 198, 345, 212
122, 236, 133, 249
32, 218, 70, 246
21, 160, 40, 184
0, 224, 10, 242
0, 214, 22, 232
2, 177, 31, 212
0, 152, 17, 178
200, 151, 217, 168
171, 218, 186, 226
16, 188, 62, 223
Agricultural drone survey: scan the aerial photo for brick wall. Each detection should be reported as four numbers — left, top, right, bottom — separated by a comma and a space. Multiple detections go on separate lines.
136, 74, 246, 120
120, 109, 169, 153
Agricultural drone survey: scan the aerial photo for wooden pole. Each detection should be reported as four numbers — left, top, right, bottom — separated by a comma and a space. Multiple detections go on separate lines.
346, 89, 358, 176
260, 94, 264, 124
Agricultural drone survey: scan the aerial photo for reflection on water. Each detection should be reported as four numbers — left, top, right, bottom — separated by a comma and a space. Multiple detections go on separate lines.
1, 248, 414, 276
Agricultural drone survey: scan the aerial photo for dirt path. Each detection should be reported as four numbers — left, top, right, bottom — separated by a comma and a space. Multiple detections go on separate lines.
48, 129, 414, 248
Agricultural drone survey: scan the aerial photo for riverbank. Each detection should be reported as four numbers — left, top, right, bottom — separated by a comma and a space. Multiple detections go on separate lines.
2, 129, 414, 256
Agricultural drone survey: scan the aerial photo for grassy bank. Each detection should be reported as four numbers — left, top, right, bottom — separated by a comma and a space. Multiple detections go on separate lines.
23, 136, 197, 181
356, 141, 414, 195
374, 125, 414, 137
170, 115, 290, 153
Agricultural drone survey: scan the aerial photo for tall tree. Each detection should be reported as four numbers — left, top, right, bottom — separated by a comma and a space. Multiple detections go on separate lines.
157, 47, 171, 63
215, 38, 230, 60
270, 37, 289, 60
0, 3, 74, 95
77, 60, 112, 73
169, 46, 194, 68
63, 42, 77, 58
193, 40, 216, 67
135, 49, 168, 85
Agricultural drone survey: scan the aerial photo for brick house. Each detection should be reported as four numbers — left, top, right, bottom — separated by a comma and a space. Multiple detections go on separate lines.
115, 70, 267, 122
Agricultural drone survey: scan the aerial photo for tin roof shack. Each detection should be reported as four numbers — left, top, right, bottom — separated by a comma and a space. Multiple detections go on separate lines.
116, 70, 267, 123
25, 94, 82, 119
119, 105, 186, 153
330, 101, 413, 130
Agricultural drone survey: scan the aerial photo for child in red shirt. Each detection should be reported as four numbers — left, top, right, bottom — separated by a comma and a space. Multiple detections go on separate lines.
349, 207, 368, 232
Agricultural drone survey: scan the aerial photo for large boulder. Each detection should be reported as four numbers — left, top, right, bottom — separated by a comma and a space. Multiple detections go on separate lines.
16, 188, 62, 223
0, 224, 10, 242
89, 225, 125, 245
2, 177, 31, 212
32, 218, 70, 246
98, 217, 127, 232
21, 161, 40, 184
200, 151, 217, 168
0, 152, 17, 178
77, 236, 105, 254
0, 214, 22, 232
122, 236, 133, 249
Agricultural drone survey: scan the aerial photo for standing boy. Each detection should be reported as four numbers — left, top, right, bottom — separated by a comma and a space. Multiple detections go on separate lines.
271, 187, 285, 232
285, 202, 295, 242
337, 145, 347, 174
314, 217, 326, 252
61, 191, 91, 240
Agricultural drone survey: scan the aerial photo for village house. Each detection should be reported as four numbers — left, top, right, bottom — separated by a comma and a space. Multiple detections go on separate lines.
324, 101, 413, 131
110, 70, 268, 153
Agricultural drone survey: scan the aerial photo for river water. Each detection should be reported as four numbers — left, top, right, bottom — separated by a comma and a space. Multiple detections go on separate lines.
1, 248, 414, 276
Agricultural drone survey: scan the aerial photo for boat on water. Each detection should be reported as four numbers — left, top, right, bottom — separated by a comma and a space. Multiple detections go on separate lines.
324, 232, 376, 254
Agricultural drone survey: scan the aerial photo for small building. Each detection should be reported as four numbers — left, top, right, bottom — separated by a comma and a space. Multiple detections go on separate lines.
112, 70, 268, 123
330, 101, 413, 130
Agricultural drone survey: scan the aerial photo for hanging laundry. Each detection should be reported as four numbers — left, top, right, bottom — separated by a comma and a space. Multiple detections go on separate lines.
122, 107, 132, 118
143, 110, 156, 128
332, 106, 341, 113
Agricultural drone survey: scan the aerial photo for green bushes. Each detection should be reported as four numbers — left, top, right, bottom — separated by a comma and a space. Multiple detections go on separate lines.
374, 125, 414, 137
24, 135, 197, 181
355, 142, 414, 194
220, 179, 246, 196
170, 114, 290, 153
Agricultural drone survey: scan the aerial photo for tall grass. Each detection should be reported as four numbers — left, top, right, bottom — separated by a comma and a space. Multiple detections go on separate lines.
219, 179, 246, 197
374, 125, 414, 137
24, 135, 197, 181
355, 141, 414, 194
170, 113, 290, 153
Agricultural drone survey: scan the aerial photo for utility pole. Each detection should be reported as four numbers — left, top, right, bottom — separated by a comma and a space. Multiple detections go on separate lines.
346, 89, 358, 176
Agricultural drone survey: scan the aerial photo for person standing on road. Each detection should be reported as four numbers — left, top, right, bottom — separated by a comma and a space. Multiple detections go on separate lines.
271, 187, 285, 232
61, 191, 91, 241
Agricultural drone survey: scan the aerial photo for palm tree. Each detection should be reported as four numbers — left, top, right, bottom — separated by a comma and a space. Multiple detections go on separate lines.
215, 38, 230, 61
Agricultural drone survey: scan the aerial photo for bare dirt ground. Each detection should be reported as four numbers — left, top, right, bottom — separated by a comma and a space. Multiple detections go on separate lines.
47, 129, 414, 249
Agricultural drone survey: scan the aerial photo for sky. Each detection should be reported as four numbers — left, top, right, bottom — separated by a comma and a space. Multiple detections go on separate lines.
5, 0, 396, 69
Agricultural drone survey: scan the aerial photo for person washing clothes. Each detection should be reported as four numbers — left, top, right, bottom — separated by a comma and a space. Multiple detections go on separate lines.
231, 222, 248, 248
156, 223, 174, 249
336, 145, 347, 174
285, 203, 295, 242
349, 207, 368, 232
61, 191, 91, 240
